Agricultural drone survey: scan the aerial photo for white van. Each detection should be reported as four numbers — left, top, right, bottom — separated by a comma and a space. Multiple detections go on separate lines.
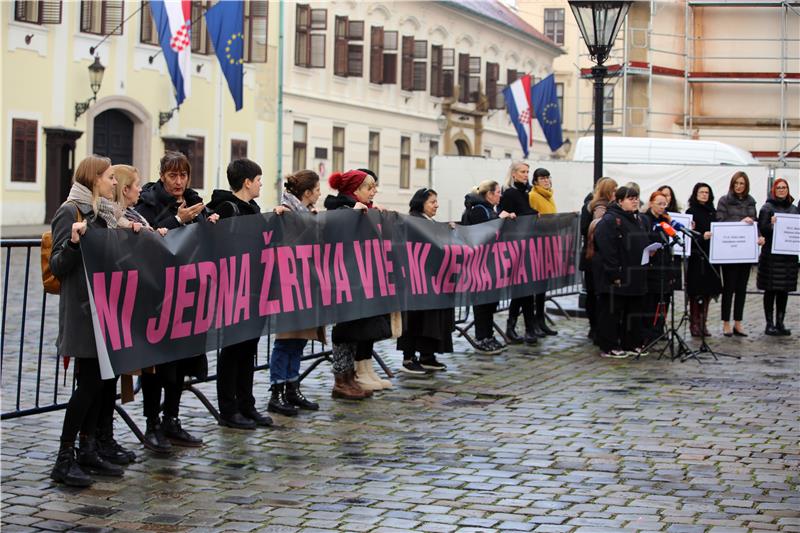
572, 136, 760, 166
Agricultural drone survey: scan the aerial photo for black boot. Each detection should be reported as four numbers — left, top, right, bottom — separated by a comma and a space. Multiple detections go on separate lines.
96, 425, 134, 465
162, 416, 203, 447
143, 417, 172, 454
538, 316, 558, 336
285, 381, 320, 411
51, 442, 93, 487
776, 311, 791, 336
505, 314, 522, 344
76, 437, 124, 477
765, 317, 779, 336
268, 383, 299, 416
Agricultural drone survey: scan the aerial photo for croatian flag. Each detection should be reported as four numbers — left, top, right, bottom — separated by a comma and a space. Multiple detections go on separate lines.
502, 75, 533, 158
149, 0, 191, 105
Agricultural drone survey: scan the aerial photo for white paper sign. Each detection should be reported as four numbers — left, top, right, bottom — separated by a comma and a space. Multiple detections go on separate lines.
668, 212, 693, 257
641, 242, 663, 265
771, 213, 800, 256
709, 222, 760, 264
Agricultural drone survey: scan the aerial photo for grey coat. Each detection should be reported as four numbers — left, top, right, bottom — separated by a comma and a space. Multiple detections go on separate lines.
50, 201, 107, 359
716, 192, 757, 223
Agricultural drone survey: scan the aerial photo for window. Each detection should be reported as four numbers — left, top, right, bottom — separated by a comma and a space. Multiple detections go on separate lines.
295, 4, 326, 68
11, 119, 37, 183
332, 127, 345, 173
486, 62, 501, 109
140, 4, 158, 45
401, 37, 426, 91
556, 82, 564, 123
14, 1, 62, 24
458, 54, 480, 103
80, 1, 124, 36
231, 139, 248, 160
431, 46, 455, 97
244, 1, 268, 62
370, 27, 398, 84
190, 1, 212, 55
334, 16, 363, 76
400, 136, 411, 189
544, 8, 565, 45
484, 149, 492, 158
507, 69, 520, 85
187, 135, 205, 189
368, 132, 380, 173
293, 122, 307, 172
604, 85, 614, 124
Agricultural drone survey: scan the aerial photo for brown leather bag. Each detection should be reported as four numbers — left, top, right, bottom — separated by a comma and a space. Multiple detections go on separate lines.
41, 202, 82, 295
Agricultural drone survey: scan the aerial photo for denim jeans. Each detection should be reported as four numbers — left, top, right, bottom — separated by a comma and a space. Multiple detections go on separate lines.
270, 339, 307, 384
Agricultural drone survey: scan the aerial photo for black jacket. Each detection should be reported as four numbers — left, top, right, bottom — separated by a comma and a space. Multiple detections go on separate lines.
592, 202, 649, 296
461, 193, 497, 225
135, 180, 209, 229
499, 182, 537, 217
323, 193, 357, 210
207, 189, 260, 219
686, 201, 722, 297
640, 210, 681, 292
50, 201, 108, 359
757, 197, 799, 292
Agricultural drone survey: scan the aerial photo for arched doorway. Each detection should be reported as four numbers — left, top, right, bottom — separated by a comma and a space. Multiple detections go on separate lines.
455, 139, 471, 156
93, 109, 134, 164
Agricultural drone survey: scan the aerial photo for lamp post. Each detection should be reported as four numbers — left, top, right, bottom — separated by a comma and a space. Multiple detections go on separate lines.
74, 56, 106, 124
568, 1, 632, 183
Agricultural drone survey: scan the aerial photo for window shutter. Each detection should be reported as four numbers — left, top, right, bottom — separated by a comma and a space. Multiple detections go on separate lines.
310, 34, 325, 68
507, 69, 518, 85
80, 1, 93, 32
401, 36, 414, 91
348, 44, 363, 77
370, 26, 384, 84
430, 45, 442, 97
383, 54, 397, 84
295, 4, 310, 67
486, 62, 499, 109
458, 53, 470, 103
334, 16, 348, 76
103, 1, 124, 35
187, 135, 204, 190
11, 119, 37, 183
40, 1, 63, 24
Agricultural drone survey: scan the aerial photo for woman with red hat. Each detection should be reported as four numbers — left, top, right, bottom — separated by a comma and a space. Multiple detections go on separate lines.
323, 169, 393, 399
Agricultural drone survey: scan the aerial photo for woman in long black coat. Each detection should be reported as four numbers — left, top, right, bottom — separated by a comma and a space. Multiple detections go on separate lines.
685, 182, 722, 337
397, 188, 456, 373
757, 178, 798, 336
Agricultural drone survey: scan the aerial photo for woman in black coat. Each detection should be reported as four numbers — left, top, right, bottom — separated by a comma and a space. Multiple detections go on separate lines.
49, 155, 124, 487
592, 185, 650, 358
685, 182, 722, 337
461, 180, 515, 355
757, 178, 798, 336
397, 188, 456, 373
498, 162, 538, 346
716, 171, 764, 337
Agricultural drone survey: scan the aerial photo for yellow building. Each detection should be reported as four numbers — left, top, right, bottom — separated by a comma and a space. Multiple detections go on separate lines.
2, 0, 279, 226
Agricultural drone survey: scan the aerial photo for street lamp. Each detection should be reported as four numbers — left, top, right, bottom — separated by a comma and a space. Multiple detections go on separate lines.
568, 1, 632, 183
74, 56, 106, 124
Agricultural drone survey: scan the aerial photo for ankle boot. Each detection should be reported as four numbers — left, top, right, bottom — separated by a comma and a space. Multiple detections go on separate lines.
51, 442, 93, 487
363, 359, 391, 389
354, 360, 383, 392
776, 311, 791, 336
765, 317, 779, 336
505, 312, 522, 344
76, 436, 124, 477
268, 383, 298, 416
96, 425, 134, 465
538, 316, 558, 336
332, 370, 367, 400
689, 299, 701, 337
701, 300, 711, 337
143, 417, 172, 454
161, 416, 203, 447
285, 380, 319, 410
346, 368, 372, 398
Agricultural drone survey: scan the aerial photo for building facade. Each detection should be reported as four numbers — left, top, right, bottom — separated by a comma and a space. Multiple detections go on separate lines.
3, 0, 279, 226
281, 0, 563, 211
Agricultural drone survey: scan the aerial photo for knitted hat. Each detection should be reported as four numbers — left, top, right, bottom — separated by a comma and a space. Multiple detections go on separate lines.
329, 169, 368, 196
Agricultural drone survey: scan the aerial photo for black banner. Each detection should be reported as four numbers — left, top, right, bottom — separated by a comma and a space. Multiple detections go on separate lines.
82, 210, 579, 377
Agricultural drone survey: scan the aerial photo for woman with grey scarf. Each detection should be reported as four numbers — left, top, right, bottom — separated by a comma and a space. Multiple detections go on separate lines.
269, 170, 326, 414
49, 155, 126, 487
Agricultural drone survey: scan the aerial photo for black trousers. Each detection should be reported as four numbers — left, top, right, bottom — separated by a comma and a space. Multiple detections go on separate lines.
94, 376, 119, 436
216, 338, 258, 417
353, 341, 375, 361
534, 292, 547, 321
60, 358, 105, 443
595, 293, 643, 352
142, 361, 186, 420
763, 290, 789, 319
721, 264, 750, 321
473, 302, 498, 340
584, 270, 597, 332
508, 295, 535, 331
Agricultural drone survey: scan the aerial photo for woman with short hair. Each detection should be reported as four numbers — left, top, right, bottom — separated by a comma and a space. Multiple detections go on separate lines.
528, 168, 558, 336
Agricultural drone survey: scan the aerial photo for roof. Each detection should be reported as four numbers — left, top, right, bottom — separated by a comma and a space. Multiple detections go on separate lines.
439, 0, 564, 54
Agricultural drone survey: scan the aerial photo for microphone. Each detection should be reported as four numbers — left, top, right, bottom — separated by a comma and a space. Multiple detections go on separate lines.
669, 220, 702, 238
658, 221, 684, 246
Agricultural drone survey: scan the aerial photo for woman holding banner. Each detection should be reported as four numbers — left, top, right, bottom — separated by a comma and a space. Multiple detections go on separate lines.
757, 178, 798, 336
716, 171, 762, 337
49, 155, 124, 487
324, 169, 392, 399
499, 162, 538, 346
528, 168, 558, 337
462, 180, 515, 355
686, 183, 721, 337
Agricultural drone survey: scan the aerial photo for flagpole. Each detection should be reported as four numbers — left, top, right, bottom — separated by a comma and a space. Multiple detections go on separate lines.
216, 59, 224, 191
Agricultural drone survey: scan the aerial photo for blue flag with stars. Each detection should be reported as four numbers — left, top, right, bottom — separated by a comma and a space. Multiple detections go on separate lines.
205, 1, 244, 111
531, 74, 564, 152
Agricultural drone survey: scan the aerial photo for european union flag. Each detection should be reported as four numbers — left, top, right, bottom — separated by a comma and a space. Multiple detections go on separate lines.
205, 1, 244, 111
531, 74, 564, 152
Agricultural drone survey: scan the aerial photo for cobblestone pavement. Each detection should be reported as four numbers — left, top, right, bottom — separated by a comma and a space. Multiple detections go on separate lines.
2, 247, 799, 532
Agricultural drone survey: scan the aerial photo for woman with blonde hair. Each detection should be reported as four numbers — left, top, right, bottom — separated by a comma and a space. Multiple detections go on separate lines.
112, 165, 167, 235
50, 155, 124, 486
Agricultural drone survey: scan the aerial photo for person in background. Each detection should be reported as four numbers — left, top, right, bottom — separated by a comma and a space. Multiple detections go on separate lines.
685, 183, 721, 337
207, 158, 273, 429
397, 188, 456, 373
757, 178, 798, 336
528, 168, 558, 337
716, 171, 764, 337
657, 185, 680, 214
462, 180, 515, 355
499, 162, 538, 346
49, 155, 124, 487
324, 169, 392, 398
583, 178, 618, 342
269, 170, 325, 412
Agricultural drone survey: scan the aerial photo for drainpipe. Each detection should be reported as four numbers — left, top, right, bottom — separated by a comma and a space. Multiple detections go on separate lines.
276, 0, 285, 202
